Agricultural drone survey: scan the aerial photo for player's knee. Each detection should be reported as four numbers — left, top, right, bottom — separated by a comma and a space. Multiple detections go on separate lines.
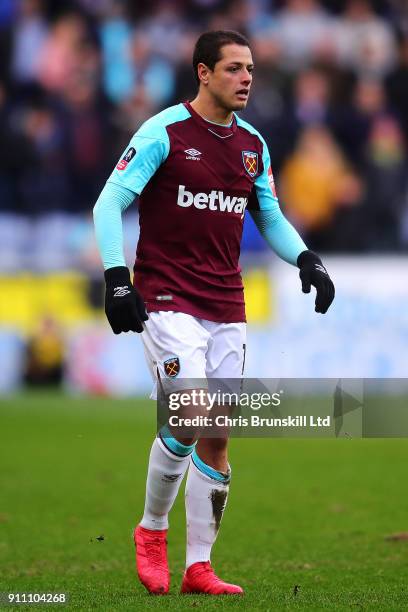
203, 436, 229, 452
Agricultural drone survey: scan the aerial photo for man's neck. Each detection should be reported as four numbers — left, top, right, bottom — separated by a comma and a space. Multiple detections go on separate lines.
190, 95, 233, 126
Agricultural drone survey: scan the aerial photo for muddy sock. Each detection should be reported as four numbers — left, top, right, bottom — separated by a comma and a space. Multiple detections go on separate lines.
185, 449, 230, 568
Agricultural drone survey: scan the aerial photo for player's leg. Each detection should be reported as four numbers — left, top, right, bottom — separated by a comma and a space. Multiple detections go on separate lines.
139, 428, 195, 532
134, 431, 194, 594
140, 312, 210, 530
135, 312, 209, 594
182, 321, 245, 595
181, 436, 244, 595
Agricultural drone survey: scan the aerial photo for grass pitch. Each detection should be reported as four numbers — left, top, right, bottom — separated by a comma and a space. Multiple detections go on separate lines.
1, 392, 408, 610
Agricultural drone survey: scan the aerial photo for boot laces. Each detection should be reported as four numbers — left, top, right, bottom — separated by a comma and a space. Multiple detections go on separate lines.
145, 535, 166, 567
192, 562, 219, 582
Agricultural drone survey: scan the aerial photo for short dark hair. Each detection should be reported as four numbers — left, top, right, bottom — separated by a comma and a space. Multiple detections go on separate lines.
193, 30, 251, 86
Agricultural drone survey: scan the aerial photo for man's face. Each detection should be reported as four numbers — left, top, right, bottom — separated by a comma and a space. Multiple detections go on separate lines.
202, 44, 254, 111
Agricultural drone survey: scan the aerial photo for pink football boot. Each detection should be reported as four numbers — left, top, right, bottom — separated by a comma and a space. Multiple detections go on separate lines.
133, 525, 169, 594
181, 561, 243, 595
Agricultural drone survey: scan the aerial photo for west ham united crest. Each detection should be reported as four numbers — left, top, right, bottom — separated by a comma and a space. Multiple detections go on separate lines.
163, 356, 180, 378
242, 151, 258, 177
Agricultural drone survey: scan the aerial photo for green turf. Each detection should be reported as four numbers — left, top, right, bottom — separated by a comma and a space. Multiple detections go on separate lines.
1, 392, 408, 610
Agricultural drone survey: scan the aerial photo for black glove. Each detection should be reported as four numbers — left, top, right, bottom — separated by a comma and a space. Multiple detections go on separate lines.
297, 250, 335, 314
104, 266, 148, 333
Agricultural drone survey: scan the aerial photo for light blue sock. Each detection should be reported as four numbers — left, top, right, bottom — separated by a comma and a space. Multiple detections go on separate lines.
159, 424, 196, 457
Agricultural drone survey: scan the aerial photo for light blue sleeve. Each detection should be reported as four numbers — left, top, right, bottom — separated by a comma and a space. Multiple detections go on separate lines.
250, 136, 307, 266
93, 181, 135, 270
249, 208, 307, 266
93, 119, 165, 269
93, 104, 191, 271
107, 117, 170, 194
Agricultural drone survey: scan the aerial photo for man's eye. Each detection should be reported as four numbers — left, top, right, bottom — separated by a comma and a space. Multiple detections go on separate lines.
228, 66, 253, 74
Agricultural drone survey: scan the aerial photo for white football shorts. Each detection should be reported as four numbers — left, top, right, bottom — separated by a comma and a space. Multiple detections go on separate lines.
141, 311, 246, 398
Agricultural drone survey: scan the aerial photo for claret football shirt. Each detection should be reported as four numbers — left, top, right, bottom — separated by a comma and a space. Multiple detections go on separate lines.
107, 102, 280, 323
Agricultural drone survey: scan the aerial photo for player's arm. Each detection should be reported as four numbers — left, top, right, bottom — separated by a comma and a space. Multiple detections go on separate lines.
249, 139, 335, 314
93, 123, 169, 333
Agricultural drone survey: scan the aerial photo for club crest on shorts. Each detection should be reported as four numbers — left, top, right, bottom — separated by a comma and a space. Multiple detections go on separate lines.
116, 147, 136, 171
242, 151, 258, 177
163, 356, 180, 378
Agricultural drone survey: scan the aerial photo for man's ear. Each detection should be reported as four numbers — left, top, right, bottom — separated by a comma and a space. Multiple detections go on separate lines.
197, 62, 210, 85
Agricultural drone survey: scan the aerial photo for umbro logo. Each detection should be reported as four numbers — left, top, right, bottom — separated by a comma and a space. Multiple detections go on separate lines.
113, 286, 131, 297
184, 148, 201, 160
315, 264, 328, 275
162, 473, 182, 482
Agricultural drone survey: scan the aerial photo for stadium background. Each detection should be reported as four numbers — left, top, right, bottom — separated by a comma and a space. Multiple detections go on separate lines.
1, 0, 408, 393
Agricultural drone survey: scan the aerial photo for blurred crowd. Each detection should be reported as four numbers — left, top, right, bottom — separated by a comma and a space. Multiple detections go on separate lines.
1, 0, 408, 261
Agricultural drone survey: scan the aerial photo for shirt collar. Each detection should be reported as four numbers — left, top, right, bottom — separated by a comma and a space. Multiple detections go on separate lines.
184, 101, 237, 138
